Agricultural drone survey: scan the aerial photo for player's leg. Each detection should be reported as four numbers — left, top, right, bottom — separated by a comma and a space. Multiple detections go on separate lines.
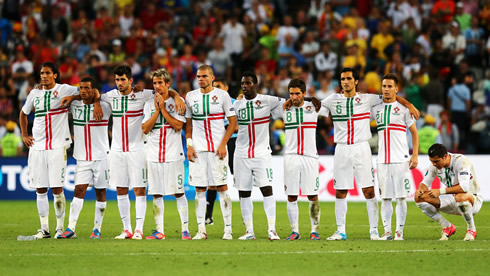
253, 156, 278, 240
377, 163, 393, 240
175, 193, 191, 240
308, 195, 321, 240
216, 184, 232, 239
146, 194, 165, 240
60, 184, 88, 239
302, 156, 321, 240
455, 193, 477, 240
189, 152, 209, 239
91, 159, 109, 239
205, 186, 217, 225
415, 192, 455, 240
129, 151, 148, 240
210, 152, 232, 239
259, 185, 279, 240
48, 147, 68, 238
393, 163, 411, 241
146, 161, 165, 240
112, 151, 133, 239
234, 156, 255, 240
286, 196, 300, 240
284, 155, 300, 240
328, 144, 351, 240
29, 150, 51, 238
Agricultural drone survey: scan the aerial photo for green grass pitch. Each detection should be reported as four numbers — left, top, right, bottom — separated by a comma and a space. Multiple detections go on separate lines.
1, 200, 489, 275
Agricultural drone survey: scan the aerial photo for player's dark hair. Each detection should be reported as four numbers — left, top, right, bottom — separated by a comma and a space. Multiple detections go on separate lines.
81, 76, 97, 88
197, 64, 214, 75
288, 78, 306, 93
213, 77, 228, 87
114, 65, 132, 78
242, 71, 258, 84
339, 67, 359, 84
428, 143, 448, 158
40, 61, 60, 82
382, 73, 399, 85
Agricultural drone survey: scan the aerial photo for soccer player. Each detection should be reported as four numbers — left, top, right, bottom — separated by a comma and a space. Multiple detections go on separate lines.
185, 65, 235, 240
234, 71, 284, 240
58, 77, 111, 239
142, 68, 190, 240
19, 62, 85, 239
415, 143, 483, 241
283, 79, 327, 241
205, 78, 236, 225
371, 74, 419, 241
319, 67, 418, 240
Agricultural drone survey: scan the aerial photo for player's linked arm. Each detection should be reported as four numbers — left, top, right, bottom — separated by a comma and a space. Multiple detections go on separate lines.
396, 96, 420, 120
217, 115, 236, 159
282, 97, 321, 111
408, 123, 419, 169
168, 89, 185, 115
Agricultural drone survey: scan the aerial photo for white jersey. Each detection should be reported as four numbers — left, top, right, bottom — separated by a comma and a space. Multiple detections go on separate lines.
422, 153, 482, 201
71, 100, 111, 161
321, 93, 382, 144
234, 94, 284, 158
101, 89, 154, 152
283, 102, 328, 158
143, 96, 185, 162
22, 84, 79, 150
372, 101, 415, 164
185, 88, 235, 152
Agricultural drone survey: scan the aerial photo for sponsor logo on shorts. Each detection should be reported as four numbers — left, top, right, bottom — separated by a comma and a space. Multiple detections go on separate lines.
460, 171, 469, 175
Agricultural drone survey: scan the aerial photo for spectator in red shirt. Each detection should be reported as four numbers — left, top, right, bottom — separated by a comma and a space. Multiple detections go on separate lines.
432, 0, 456, 23
193, 18, 210, 46
139, 2, 169, 31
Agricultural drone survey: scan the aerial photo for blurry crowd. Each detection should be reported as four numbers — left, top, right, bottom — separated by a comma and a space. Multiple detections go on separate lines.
1, 0, 490, 157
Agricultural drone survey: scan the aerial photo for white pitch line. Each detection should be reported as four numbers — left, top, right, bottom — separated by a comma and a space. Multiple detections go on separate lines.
5, 248, 490, 257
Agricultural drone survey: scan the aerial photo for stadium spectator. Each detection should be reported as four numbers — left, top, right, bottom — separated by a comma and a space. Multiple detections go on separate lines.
418, 114, 441, 154
437, 110, 460, 152
447, 75, 471, 147
0, 121, 22, 157
442, 21, 466, 64
314, 42, 338, 74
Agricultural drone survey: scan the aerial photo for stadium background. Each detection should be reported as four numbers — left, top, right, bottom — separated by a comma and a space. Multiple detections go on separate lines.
1, 0, 490, 201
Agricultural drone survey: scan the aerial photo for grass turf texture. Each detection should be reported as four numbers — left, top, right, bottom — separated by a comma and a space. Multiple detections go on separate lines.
1, 200, 489, 275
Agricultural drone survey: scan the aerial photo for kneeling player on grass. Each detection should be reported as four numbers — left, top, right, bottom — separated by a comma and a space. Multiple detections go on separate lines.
371, 74, 419, 241
282, 79, 327, 241
142, 69, 190, 240
415, 143, 483, 241
59, 77, 111, 239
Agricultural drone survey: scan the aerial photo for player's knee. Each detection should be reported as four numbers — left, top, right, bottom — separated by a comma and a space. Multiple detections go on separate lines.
174, 193, 184, 198
51, 187, 63, 195
37, 188, 48, 194
362, 187, 375, 199
239, 191, 252, 198
336, 190, 348, 199
308, 195, 318, 201
455, 193, 474, 205
260, 186, 273, 197
153, 195, 163, 199
288, 196, 298, 202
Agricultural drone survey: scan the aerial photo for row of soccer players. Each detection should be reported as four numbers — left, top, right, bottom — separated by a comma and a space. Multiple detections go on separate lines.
20, 63, 482, 241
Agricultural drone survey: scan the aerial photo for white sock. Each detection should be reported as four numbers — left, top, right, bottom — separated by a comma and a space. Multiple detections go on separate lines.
457, 201, 476, 231
381, 199, 393, 233
395, 198, 407, 233
366, 197, 379, 232
240, 196, 254, 232
135, 196, 147, 232
218, 191, 232, 232
195, 192, 207, 233
153, 197, 164, 233
263, 195, 276, 231
94, 201, 106, 231
37, 192, 49, 231
287, 201, 299, 233
176, 196, 189, 232
335, 198, 347, 233
416, 202, 451, 228
117, 194, 132, 233
309, 200, 320, 233
68, 197, 84, 231
53, 192, 66, 231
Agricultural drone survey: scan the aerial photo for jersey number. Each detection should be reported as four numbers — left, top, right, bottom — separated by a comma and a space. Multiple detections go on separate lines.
266, 168, 273, 182
336, 105, 342, 114
286, 112, 292, 122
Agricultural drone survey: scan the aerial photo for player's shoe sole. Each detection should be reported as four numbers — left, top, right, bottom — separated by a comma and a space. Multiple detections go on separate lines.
238, 231, 256, 240
327, 231, 347, 240
440, 224, 456, 240
285, 232, 300, 240
310, 232, 320, 240
464, 230, 477, 241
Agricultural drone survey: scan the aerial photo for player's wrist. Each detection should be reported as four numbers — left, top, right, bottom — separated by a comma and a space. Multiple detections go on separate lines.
186, 138, 193, 148
440, 188, 447, 195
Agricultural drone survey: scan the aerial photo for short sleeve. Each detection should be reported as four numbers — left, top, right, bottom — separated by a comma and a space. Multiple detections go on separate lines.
318, 106, 329, 117
222, 92, 236, 117
143, 89, 154, 101
185, 95, 193, 118
64, 84, 80, 96
142, 100, 153, 124
21, 91, 35, 115
421, 166, 437, 189
404, 106, 416, 128
367, 94, 383, 107
455, 161, 472, 193
101, 93, 110, 104
269, 96, 285, 119
321, 97, 331, 112
173, 97, 186, 123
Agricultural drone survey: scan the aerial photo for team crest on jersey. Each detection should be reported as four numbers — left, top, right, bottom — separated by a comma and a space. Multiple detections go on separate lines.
52, 91, 58, 98
305, 105, 313, 113
130, 94, 136, 100
355, 97, 361, 105
168, 104, 174, 112
255, 100, 263, 109
393, 106, 401, 115
211, 95, 219, 104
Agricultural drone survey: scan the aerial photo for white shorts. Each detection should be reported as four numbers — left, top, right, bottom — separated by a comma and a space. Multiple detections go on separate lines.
284, 155, 319, 196
189, 151, 228, 187
233, 155, 273, 191
109, 151, 147, 188
28, 147, 67, 189
74, 159, 110, 189
439, 194, 483, 216
334, 141, 374, 190
377, 162, 411, 199
147, 160, 185, 195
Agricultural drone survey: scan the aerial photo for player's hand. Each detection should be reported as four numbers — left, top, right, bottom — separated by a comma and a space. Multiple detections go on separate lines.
408, 104, 420, 120
283, 99, 292, 110
35, 84, 43, 90
61, 96, 74, 107
428, 189, 440, 198
174, 96, 185, 115
133, 83, 144, 93
187, 146, 197, 162
22, 135, 35, 148
216, 144, 227, 159
93, 101, 103, 121
310, 97, 321, 112
154, 94, 161, 112
93, 88, 101, 101
236, 94, 244, 100
409, 155, 418, 169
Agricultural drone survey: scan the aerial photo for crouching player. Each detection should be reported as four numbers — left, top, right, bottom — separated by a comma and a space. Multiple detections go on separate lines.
283, 79, 326, 240
142, 69, 191, 240
415, 143, 483, 241
59, 77, 111, 239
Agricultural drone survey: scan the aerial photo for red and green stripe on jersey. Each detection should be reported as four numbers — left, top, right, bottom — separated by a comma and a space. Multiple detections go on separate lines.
237, 101, 269, 158
151, 105, 173, 163
331, 97, 370, 145
376, 104, 407, 163
112, 95, 143, 152
34, 90, 69, 150
192, 94, 225, 152
73, 104, 109, 161
284, 108, 317, 155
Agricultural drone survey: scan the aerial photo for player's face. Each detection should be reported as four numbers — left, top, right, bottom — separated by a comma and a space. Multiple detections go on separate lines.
429, 154, 448, 169
241, 76, 257, 98
381, 79, 398, 101
153, 76, 169, 95
213, 81, 228, 91
289, 87, 304, 107
79, 82, 94, 100
196, 69, 214, 90
115, 74, 133, 93
40, 67, 57, 88
340, 71, 357, 93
